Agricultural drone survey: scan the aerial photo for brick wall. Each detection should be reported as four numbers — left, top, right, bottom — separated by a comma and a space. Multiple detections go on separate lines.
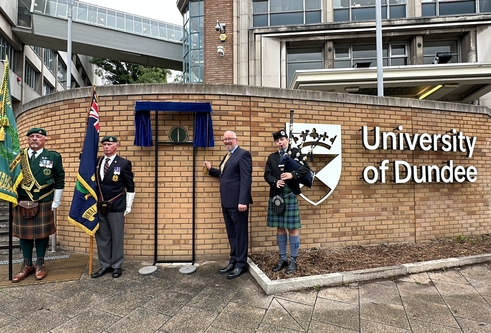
17, 84, 491, 261
204, 0, 234, 84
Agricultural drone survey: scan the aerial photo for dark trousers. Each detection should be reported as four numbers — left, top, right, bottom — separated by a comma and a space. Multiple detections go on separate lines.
222, 206, 249, 269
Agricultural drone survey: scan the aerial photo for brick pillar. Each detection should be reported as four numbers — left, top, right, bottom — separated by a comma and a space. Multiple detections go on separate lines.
204, 0, 233, 84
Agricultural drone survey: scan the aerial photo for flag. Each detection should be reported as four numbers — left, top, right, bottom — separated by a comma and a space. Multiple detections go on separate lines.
68, 87, 100, 236
0, 58, 22, 205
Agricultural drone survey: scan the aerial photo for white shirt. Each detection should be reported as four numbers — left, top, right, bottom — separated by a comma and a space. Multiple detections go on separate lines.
28, 148, 44, 159
100, 155, 116, 180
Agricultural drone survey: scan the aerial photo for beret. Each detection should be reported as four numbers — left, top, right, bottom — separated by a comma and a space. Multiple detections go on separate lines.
26, 128, 47, 136
273, 129, 288, 141
101, 135, 118, 143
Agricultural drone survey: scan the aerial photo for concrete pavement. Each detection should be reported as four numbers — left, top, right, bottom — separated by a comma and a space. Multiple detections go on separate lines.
1, 253, 491, 332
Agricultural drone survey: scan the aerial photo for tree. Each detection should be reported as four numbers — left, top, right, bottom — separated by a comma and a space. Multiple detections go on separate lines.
89, 58, 171, 84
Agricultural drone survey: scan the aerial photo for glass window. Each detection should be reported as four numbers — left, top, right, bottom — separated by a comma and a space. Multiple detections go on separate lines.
75, 3, 88, 21
56, 1, 67, 18
287, 47, 323, 87
334, 43, 408, 68
43, 79, 54, 96
423, 40, 459, 64
480, 0, 491, 12
97, 8, 106, 26
1, 37, 18, 71
57, 56, 67, 88
43, 48, 56, 73
25, 62, 39, 90
253, 0, 321, 27
422, 0, 477, 17
334, 0, 405, 22
183, 0, 204, 83
107, 10, 116, 28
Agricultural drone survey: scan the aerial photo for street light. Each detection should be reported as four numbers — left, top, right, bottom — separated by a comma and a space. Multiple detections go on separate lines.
66, 0, 75, 90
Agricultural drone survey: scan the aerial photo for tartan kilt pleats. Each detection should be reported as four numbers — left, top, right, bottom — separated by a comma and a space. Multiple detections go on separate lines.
13, 201, 56, 239
267, 186, 301, 230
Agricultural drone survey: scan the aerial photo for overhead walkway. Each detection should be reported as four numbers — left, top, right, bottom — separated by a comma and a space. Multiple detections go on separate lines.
13, 0, 183, 70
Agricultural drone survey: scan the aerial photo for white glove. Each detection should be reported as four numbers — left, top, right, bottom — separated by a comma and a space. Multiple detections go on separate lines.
124, 192, 135, 216
52, 189, 64, 210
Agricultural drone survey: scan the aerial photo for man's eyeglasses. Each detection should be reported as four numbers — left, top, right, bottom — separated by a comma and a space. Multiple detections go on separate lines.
222, 138, 237, 142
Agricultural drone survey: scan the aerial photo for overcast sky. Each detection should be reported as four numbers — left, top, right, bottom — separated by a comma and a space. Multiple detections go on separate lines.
81, 0, 182, 25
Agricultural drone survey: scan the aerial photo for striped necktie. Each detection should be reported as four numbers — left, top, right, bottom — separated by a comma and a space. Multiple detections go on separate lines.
104, 157, 110, 174
220, 153, 231, 172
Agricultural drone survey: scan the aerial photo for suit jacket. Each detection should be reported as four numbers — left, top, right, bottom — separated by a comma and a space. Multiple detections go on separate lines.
264, 147, 310, 197
96, 155, 135, 212
209, 147, 253, 208
18, 148, 65, 202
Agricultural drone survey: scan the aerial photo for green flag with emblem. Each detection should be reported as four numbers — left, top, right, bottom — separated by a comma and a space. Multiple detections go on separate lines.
0, 58, 22, 205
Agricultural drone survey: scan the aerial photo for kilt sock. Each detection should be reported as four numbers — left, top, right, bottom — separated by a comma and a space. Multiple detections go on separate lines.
19, 239, 34, 265
277, 233, 288, 261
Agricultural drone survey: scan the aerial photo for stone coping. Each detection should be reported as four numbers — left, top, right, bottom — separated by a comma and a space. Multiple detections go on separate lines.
247, 253, 491, 295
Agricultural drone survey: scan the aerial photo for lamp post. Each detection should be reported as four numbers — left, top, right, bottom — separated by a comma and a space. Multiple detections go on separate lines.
66, 0, 74, 90
375, 0, 383, 96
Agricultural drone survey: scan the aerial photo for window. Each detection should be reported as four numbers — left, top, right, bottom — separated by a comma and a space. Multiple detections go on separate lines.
44, 49, 56, 74
31, 46, 42, 58
182, 0, 204, 83
43, 80, 54, 96
287, 47, 323, 87
421, 0, 487, 17
1, 36, 18, 71
334, 43, 408, 68
253, 0, 321, 27
423, 40, 459, 64
25, 62, 39, 90
334, 0, 407, 22
58, 56, 67, 88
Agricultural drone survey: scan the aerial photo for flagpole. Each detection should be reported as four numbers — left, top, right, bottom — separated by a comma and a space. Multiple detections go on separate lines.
89, 236, 93, 275
88, 85, 95, 276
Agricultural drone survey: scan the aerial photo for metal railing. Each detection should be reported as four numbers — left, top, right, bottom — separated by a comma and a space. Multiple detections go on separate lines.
28, 0, 183, 43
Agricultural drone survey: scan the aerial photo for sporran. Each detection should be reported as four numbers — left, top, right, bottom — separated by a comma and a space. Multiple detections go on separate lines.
272, 195, 285, 215
18, 201, 39, 219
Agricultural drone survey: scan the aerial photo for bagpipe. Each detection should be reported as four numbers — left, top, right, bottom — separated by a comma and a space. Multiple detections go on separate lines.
278, 109, 326, 188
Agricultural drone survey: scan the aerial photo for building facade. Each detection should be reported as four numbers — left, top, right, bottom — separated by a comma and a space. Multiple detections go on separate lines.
178, 0, 491, 105
1, 0, 100, 110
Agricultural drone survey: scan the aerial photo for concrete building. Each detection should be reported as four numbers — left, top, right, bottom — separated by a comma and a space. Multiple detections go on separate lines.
0, 0, 101, 110
177, 0, 491, 106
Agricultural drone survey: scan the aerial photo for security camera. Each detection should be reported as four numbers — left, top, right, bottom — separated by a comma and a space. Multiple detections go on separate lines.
215, 20, 226, 33
217, 46, 224, 57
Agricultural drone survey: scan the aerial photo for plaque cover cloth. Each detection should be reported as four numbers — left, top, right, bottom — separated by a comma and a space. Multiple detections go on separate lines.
134, 101, 214, 148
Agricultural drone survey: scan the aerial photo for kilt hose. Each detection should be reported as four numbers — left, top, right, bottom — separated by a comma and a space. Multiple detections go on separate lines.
13, 201, 56, 239
267, 185, 301, 230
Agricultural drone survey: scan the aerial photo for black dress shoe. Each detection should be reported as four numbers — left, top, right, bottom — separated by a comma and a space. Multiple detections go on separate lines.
112, 268, 122, 278
227, 267, 247, 279
272, 259, 288, 272
91, 267, 111, 278
219, 263, 235, 275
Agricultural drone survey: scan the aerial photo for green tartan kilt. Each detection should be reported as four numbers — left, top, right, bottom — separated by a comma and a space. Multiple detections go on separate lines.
13, 201, 56, 239
267, 186, 301, 230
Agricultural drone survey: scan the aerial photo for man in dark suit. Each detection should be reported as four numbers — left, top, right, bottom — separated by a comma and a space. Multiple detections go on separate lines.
12, 127, 65, 283
91, 136, 135, 279
203, 130, 253, 279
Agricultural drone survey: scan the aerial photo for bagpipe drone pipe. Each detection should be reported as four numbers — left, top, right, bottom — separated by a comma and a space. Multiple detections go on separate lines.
279, 109, 327, 188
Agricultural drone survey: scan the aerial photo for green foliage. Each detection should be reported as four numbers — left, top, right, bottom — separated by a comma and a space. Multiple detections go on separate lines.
89, 58, 171, 84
